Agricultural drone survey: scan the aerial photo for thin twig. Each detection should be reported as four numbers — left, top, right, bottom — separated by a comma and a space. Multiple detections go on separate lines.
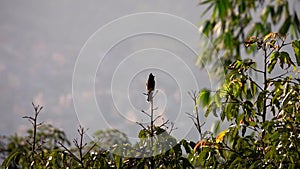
141, 110, 150, 117
268, 71, 289, 81
250, 66, 264, 74
168, 122, 177, 134
188, 90, 203, 140
136, 122, 147, 131
83, 142, 98, 159
153, 115, 162, 123
159, 120, 169, 128
58, 141, 81, 163
248, 75, 264, 91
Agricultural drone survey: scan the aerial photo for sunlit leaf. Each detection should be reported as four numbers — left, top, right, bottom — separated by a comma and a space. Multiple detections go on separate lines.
114, 155, 122, 169
138, 129, 148, 139
250, 81, 257, 96
244, 36, 257, 48
214, 93, 221, 107
194, 139, 206, 151
263, 32, 276, 42
197, 89, 211, 107
216, 129, 229, 143
282, 90, 293, 108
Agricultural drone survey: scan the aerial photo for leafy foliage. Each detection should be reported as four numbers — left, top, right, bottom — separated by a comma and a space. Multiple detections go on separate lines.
1, 1, 300, 168
194, 34, 300, 168
198, 0, 300, 75
193, 0, 300, 168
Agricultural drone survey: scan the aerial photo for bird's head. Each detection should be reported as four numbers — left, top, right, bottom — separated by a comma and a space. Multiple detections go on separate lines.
150, 73, 155, 78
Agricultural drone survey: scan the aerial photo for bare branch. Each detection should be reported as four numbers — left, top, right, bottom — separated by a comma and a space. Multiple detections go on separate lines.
248, 75, 263, 91
185, 112, 196, 119
58, 141, 81, 163
187, 90, 203, 140
159, 120, 169, 128
249, 66, 264, 74
83, 142, 98, 159
136, 122, 147, 130
168, 122, 177, 134
141, 110, 150, 117
23, 116, 35, 121
268, 70, 289, 81
153, 115, 162, 123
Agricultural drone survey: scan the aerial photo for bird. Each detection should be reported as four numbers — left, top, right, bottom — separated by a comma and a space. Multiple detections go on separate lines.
146, 73, 155, 102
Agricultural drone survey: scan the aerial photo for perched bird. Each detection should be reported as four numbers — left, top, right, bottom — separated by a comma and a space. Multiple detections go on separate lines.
146, 73, 155, 102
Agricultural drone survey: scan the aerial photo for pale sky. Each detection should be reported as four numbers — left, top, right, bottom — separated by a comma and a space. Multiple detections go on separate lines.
0, 0, 223, 143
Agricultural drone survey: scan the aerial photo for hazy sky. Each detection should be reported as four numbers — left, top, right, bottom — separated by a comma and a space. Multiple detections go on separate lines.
0, 1, 223, 143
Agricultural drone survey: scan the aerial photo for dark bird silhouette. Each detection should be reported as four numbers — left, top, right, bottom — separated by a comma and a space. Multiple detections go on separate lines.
146, 73, 155, 102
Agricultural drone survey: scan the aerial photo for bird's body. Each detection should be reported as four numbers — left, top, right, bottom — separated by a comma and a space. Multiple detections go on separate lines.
146, 73, 155, 102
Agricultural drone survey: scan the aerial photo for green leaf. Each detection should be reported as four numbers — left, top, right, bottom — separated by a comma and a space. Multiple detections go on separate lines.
197, 89, 211, 107
114, 155, 122, 169
279, 16, 291, 35
180, 140, 193, 154
256, 91, 265, 113
238, 1, 246, 13
213, 120, 221, 136
217, 0, 226, 20
249, 160, 261, 169
292, 40, 300, 66
268, 51, 279, 73
180, 157, 194, 168
2, 151, 20, 168
272, 4, 283, 24
212, 2, 218, 20
260, 6, 271, 23
255, 23, 267, 35
282, 90, 293, 108
138, 129, 148, 139
270, 131, 279, 141
279, 51, 294, 69
198, 0, 213, 5
230, 157, 242, 168
293, 12, 300, 36
214, 93, 221, 107
205, 102, 217, 117
243, 100, 254, 113
201, 3, 214, 17
220, 111, 225, 121
202, 21, 212, 36
225, 32, 234, 50
250, 81, 257, 96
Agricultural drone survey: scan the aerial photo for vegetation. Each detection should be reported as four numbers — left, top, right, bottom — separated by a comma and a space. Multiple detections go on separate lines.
1, 0, 300, 168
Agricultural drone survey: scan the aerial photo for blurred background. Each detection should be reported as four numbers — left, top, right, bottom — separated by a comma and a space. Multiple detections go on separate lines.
0, 1, 216, 143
